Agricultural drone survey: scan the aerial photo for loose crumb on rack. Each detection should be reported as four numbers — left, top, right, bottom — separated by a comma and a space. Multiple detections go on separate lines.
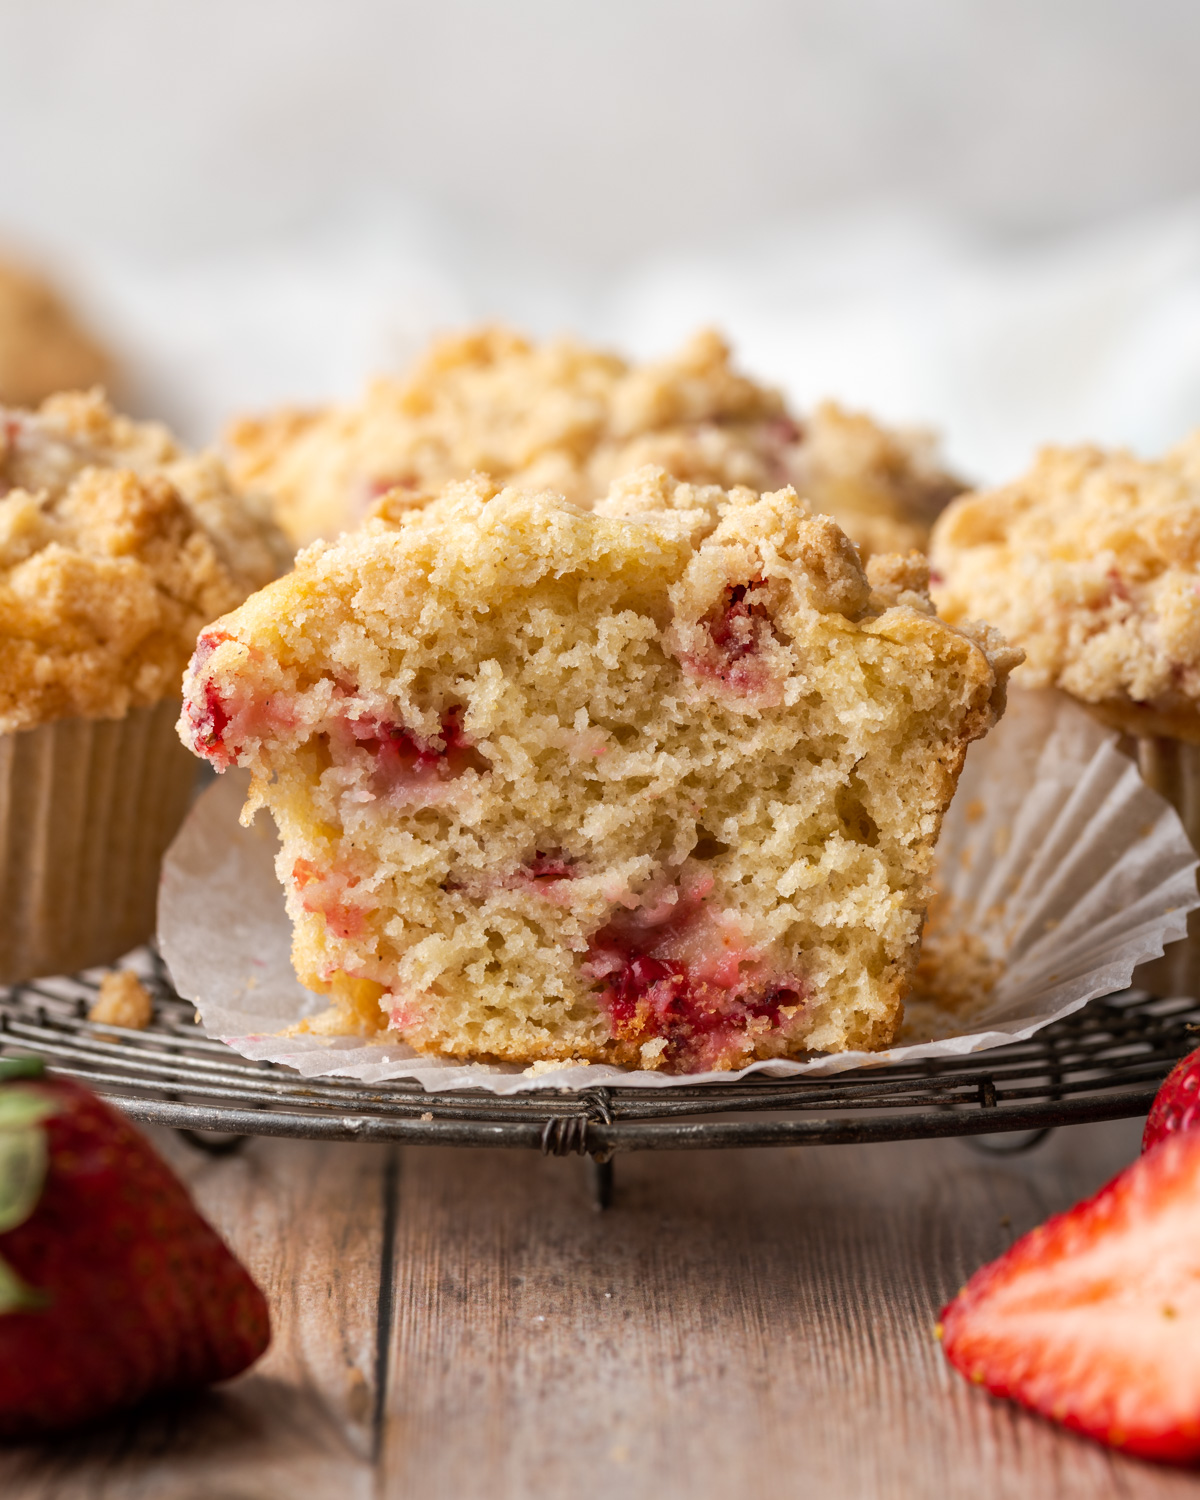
88, 970, 154, 1030
907, 891, 1005, 1021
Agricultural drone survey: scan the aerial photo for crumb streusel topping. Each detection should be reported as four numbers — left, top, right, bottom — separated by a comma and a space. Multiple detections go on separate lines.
931, 441, 1200, 740
0, 391, 287, 732
180, 467, 1016, 1072
227, 326, 962, 555
0, 257, 112, 408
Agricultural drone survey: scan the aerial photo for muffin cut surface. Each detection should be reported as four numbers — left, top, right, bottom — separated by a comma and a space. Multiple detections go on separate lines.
181, 470, 1014, 1072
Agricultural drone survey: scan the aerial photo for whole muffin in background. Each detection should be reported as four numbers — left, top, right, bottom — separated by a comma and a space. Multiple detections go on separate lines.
930, 437, 1200, 994
0, 390, 287, 982
227, 325, 963, 556
0, 256, 113, 408
930, 441, 1200, 742
180, 468, 1016, 1073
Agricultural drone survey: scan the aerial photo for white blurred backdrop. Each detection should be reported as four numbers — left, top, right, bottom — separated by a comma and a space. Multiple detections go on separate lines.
3, 0, 1200, 480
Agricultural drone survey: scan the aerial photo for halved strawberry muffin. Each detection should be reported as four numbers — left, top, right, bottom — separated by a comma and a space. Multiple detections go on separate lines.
180, 469, 1016, 1072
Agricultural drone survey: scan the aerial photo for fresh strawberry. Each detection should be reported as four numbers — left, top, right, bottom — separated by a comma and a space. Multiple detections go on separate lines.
0, 1059, 269, 1438
1143, 1047, 1200, 1153
938, 1130, 1200, 1464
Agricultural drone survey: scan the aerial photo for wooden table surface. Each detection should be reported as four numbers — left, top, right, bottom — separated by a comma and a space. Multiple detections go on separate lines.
1, 1118, 1196, 1499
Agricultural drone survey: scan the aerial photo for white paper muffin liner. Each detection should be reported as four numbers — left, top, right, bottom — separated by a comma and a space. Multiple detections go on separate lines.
157, 689, 1200, 1094
1131, 736, 1200, 999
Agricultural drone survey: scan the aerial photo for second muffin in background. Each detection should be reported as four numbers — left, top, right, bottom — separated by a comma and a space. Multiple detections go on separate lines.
930, 440, 1200, 741
0, 389, 287, 981
930, 436, 1200, 994
227, 325, 963, 558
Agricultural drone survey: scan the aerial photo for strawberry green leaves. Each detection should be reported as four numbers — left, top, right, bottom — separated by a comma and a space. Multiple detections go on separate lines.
0, 1064, 56, 1315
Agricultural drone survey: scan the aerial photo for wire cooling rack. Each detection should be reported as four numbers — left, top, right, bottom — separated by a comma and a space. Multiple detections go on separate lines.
0, 947, 1193, 1167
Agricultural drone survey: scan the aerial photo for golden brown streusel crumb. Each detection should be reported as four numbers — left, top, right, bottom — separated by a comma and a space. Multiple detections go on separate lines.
88, 969, 153, 1029
0, 258, 112, 408
181, 468, 1014, 1073
227, 325, 962, 555
0, 391, 288, 731
931, 442, 1200, 741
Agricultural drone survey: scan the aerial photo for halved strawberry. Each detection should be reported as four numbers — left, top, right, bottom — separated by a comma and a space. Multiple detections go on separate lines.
0, 1059, 270, 1437
938, 1130, 1200, 1464
1143, 1047, 1200, 1153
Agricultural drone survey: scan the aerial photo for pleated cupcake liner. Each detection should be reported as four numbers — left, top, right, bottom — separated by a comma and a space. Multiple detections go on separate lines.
0, 698, 195, 983
1131, 735, 1200, 999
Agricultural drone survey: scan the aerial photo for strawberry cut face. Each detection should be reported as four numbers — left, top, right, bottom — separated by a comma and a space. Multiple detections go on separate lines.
939, 1130, 1200, 1464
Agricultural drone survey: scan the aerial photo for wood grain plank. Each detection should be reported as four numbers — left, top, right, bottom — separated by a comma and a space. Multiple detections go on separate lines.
377, 1120, 1197, 1500
0, 1133, 391, 1500
0, 1118, 1195, 1499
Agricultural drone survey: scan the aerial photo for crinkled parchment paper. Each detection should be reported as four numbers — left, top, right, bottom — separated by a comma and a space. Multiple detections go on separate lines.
158, 690, 1199, 1094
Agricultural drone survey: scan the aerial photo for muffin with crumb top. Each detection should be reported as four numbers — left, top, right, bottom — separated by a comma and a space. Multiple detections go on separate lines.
0, 390, 286, 981
180, 467, 1015, 1072
931, 443, 1200, 740
931, 437, 1200, 994
227, 325, 962, 558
